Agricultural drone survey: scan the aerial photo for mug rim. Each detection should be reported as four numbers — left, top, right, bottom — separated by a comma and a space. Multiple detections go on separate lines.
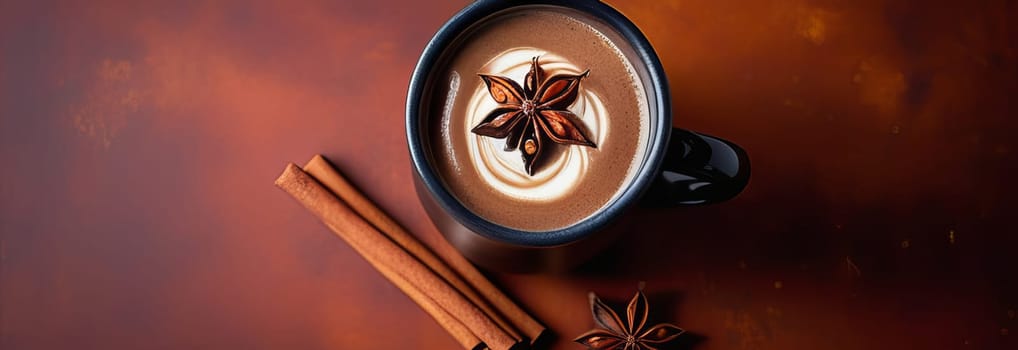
406, 0, 671, 247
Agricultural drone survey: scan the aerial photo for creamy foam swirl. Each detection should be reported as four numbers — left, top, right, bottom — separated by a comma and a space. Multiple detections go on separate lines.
461, 48, 609, 202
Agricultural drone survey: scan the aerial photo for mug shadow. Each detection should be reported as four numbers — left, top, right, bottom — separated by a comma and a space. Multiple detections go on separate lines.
570, 166, 979, 282
571, 164, 833, 278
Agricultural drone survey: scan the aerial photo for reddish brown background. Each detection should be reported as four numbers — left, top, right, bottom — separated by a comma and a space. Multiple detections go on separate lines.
1, 0, 1016, 349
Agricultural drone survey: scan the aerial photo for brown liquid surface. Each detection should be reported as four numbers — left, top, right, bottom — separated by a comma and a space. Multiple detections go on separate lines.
425, 8, 649, 231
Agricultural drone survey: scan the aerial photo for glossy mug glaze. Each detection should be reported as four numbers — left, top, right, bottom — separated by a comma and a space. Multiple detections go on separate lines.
406, 0, 750, 272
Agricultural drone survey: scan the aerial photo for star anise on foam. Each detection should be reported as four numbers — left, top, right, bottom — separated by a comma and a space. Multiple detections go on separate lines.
574, 288, 685, 350
472, 56, 596, 175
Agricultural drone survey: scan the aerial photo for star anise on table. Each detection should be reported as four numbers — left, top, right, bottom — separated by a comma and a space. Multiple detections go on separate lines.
574, 288, 685, 350
472, 56, 596, 175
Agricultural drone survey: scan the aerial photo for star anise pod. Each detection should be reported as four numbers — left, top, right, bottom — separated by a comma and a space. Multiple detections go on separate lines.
472, 56, 596, 175
574, 289, 685, 350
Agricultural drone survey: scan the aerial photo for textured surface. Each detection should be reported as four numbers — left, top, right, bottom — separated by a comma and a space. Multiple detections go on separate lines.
1, 0, 1016, 349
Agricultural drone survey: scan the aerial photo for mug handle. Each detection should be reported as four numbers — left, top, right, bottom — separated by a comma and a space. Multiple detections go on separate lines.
642, 128, 751, 206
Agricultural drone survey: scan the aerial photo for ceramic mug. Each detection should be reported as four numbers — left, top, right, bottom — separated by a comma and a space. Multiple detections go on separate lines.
406, 0, 750, 272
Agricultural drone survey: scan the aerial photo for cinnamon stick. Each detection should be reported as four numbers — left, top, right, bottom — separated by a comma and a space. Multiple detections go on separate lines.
338, 222, 482, 350
299, 155, 545, 343
275, 164, 516, 350
302, 155, 545, 343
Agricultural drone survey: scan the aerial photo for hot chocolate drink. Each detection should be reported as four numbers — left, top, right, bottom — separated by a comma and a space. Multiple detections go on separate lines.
423, 6, 652, 231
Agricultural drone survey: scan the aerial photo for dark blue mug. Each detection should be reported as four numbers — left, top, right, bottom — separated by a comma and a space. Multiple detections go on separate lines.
406, 0, 750, 272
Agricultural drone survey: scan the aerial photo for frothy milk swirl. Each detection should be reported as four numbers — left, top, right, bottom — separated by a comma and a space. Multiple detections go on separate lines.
454, 48, 610, 202
430, 9, 652, 231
